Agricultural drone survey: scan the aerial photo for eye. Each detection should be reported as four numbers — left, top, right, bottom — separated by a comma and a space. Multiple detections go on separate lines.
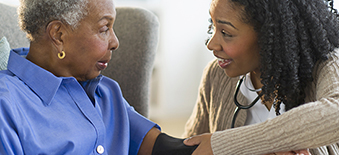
221, 29, 233, 37
100, 26, 109, 33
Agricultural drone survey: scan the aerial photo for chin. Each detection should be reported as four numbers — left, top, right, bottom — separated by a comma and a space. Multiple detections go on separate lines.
223, 70, 243, 78
76, 73, 101, 81
88, 74, 101, 80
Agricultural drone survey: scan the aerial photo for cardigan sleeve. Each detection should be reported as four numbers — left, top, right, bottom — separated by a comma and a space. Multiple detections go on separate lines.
182, 60, 215, 138
210, 53, 339, 155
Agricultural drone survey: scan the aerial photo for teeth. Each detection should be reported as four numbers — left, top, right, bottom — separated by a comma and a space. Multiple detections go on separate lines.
218, 58, 227, 63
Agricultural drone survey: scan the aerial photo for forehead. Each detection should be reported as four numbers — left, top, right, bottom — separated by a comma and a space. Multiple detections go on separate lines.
86, 0, 116, 19
210, 0, 243, 22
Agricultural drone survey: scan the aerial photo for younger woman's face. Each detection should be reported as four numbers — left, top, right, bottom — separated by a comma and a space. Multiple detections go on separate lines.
207, 0, 260, 77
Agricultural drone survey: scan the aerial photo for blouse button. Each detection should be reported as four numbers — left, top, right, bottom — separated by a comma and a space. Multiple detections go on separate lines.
96, 145, 105, 154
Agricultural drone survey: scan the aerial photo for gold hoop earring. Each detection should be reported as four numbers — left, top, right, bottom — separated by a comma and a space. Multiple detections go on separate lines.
58, 51, 66, 59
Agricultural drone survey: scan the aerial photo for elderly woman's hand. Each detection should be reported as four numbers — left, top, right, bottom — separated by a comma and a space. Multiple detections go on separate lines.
264, 149, 311, 155
183, 133, 213, 155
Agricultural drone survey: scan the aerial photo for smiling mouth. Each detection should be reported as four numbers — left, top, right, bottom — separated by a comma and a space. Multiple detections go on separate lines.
217, 58, 233, 68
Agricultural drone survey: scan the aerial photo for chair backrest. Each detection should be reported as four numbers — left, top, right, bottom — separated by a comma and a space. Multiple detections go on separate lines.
0, 3, 29, 48
102, 7, 159, 117
0, 3, 159, 117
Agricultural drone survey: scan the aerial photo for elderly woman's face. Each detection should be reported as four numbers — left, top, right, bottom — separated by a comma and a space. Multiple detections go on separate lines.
62, 0, 119, 81
207, 0, 260, 78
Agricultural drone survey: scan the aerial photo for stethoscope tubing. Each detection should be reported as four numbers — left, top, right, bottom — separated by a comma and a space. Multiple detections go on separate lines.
231, 76, 262, 128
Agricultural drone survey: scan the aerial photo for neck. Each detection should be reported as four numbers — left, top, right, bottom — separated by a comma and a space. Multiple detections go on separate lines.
26, 41, 59, 74
250, 71, 275, 111
250, 71, 262, 90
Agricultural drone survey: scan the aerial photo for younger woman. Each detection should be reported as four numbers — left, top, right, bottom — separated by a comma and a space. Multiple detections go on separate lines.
184, 0, 339, 154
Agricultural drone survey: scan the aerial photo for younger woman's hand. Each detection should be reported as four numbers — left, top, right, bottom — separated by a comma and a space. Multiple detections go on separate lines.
265, 149, 311, 155
184, 133, 214, 155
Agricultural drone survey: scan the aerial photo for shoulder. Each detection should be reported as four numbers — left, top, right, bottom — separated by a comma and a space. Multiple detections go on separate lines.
203, 59, 223, 78
100, 76, 120, 87
202, 59, 224, 84
0, 70, 29, 93
98, 76, 125, 97
313, 49, 339, 78
0, 70, 18, 94
201, 59, 239, 89
310, 49, 339, 98
0, 71, 20, 113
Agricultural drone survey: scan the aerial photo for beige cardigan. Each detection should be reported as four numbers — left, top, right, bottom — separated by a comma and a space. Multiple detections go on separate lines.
183, 51, 339, 155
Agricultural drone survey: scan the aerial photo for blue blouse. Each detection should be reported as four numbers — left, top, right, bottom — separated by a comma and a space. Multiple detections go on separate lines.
0, 48, 159, 155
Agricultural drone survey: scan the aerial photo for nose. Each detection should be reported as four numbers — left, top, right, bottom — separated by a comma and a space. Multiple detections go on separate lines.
109, 29, 119, 51
206, 33, 222, 52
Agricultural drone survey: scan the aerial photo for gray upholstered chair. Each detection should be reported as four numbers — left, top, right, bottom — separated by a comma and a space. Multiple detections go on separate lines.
0, 3, 159, 118
102, 7, 159, 117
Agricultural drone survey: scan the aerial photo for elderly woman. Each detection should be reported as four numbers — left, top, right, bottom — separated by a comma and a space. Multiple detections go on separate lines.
0, 0, 165, 154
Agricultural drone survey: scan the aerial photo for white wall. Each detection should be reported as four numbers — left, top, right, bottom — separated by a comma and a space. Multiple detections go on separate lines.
148, 0, 214, 120
0, 0, 18, 6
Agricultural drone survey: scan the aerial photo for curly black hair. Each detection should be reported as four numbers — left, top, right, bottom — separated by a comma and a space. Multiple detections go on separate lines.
208, 0, 339, 114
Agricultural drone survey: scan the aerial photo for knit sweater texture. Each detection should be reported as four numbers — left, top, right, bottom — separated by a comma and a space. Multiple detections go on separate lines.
183, 51, 339, 155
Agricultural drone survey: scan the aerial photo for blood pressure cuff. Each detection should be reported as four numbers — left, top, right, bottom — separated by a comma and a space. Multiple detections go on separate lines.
151, 133, 198, 155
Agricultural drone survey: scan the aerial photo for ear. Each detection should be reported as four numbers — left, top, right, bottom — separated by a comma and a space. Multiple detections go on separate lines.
46, 21, 67, 52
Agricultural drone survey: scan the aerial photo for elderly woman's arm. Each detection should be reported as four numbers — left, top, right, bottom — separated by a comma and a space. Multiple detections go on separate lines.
0, 98, 24, 155
138, 127, 161, 155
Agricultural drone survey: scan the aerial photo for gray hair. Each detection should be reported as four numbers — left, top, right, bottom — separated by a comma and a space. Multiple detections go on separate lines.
18, 0, 89, 41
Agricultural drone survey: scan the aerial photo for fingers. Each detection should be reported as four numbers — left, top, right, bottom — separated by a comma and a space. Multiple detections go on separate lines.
264, 149, 311, 155
183, 136, 201, 146
187, 134, 213, 155
294, 149, 311, 155
264, 152, 298, 155
264, 152, 288, 155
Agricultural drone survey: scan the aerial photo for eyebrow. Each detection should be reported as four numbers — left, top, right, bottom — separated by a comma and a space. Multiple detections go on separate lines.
217, 19, 238, 30
209, 10, 238, 30
98, 16, 114, 22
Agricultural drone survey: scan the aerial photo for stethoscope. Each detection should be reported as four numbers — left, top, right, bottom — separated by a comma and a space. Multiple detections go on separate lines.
231, 75, 263, 128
